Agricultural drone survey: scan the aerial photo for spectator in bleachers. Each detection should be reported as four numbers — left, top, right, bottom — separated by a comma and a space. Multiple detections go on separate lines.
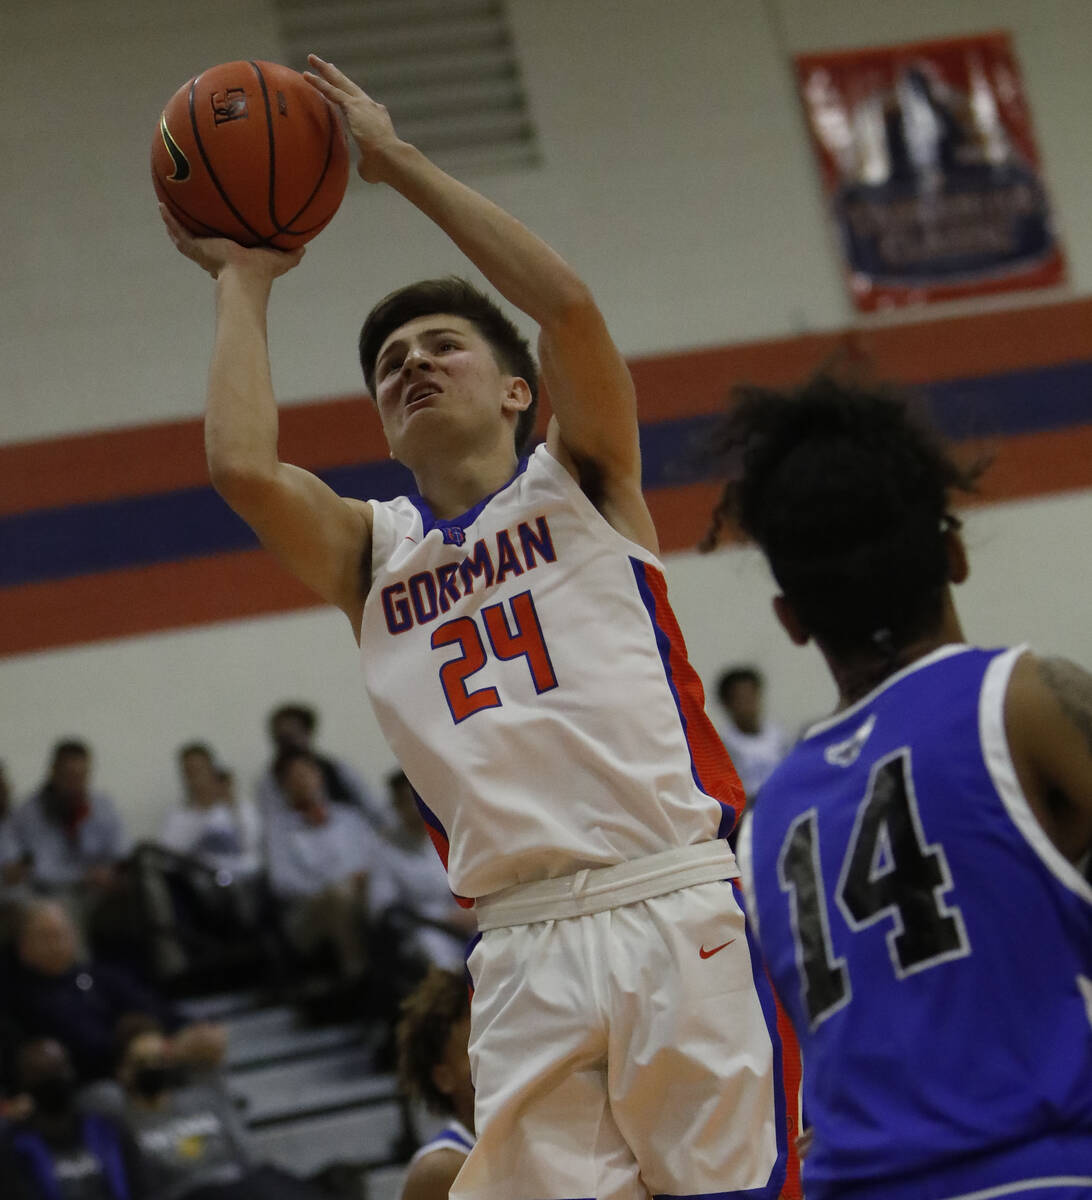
1, 760, 27, 879
159, 745, 262, 881
0, 761, 34, 941
134, 746, 268, 985
712, 666, 791, 799
3, 741, 128, 925
9, 901, 226, 1084
109, 1015, 330, 1200
265, 747, 376, 985
256, 703, 388, 834
396, 968, 475, 1200
371, 771, 476, 973
4, 1037, 144, 1200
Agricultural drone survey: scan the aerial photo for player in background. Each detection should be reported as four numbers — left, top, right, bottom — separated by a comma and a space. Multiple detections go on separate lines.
396, 968, 475, 1200
162, 55, 784, 1200
705, 372, 1092, 1200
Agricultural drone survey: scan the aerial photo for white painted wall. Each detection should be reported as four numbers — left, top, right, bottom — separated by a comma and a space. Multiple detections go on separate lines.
2, 0, 1090, 833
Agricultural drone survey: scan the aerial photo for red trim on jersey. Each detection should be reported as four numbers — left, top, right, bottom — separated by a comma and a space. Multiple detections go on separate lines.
641, 564, 746, 823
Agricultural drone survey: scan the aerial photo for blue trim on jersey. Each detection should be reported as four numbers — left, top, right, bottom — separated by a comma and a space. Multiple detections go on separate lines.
408, 455, 532, 538
417, 1120, 475, 1156
629, 558, 703, 795
464, 931, 483, 994
731, 876, 789, 1200
413, 791, 450, 845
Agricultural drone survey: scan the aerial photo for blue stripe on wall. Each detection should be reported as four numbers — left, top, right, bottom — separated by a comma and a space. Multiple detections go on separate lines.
4, 360, 1092, 589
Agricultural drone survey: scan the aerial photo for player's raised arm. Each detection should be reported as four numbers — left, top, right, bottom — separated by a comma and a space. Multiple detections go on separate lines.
304, 56, 654, 550
160, 208, 373, 636
1004, 651, 1092, 866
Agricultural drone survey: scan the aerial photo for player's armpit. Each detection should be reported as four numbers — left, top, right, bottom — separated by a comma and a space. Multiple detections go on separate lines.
539, 296, 659, 554
399, 1148, 466, 1200
213, 461, 373, 637
1004, 651, 1092, 864
538, 294, 642, 484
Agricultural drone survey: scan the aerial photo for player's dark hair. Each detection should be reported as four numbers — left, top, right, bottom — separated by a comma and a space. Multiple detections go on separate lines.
717, 666, 762, 706
272, 745, 319, 783
178, 741, 214, 764
396, 967, 470, 1115
703, 372, 984, 658
269, 703, 317, 736
50, 739, 89, 767
359, 276, 540, 456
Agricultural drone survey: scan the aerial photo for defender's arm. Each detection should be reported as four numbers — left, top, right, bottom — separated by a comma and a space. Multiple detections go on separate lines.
1004, 651, 1092, 866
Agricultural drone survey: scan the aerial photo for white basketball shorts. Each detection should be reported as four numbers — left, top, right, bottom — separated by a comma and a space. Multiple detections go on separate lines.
453, 849, 786, 1200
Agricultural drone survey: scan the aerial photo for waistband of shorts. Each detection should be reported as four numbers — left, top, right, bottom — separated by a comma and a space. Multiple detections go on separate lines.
474, 840, 739, 930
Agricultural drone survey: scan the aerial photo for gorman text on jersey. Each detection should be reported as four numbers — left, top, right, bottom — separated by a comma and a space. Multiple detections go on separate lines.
381, 516, 557, 635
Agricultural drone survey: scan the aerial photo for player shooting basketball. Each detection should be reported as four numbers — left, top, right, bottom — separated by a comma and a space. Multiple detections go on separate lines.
161, 55, 786, 1200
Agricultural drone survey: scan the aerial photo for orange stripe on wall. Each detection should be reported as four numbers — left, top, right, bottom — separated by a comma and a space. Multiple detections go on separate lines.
5, 297, 1092, 517
629, 295, 1092, 423
0, 397, 385, 518
5, 423, 1090, 658
0, 551, 322, 658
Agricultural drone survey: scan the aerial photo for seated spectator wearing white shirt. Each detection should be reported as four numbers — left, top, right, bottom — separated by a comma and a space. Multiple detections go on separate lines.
265, 747, 376, 984
255, 704, 389, 834
159, 746, 261, 880
713, 666, 791, 799
6, 742, 128, 934
137, 746, 266, 983
0, 761, 34, 939
371, 771, 476, 973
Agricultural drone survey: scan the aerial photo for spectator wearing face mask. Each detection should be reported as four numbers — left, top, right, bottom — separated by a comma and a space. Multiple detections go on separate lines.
111, 1015, 328, 1200
4, 1037, 144, 1200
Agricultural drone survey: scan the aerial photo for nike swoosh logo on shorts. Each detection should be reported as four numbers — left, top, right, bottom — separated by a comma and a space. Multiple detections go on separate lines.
699, 939, 735, 959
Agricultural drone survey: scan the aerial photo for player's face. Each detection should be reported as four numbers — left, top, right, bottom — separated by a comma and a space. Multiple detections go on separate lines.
181, 750, 217, 801
51, 753, 90, 801
373, 314, 519, 465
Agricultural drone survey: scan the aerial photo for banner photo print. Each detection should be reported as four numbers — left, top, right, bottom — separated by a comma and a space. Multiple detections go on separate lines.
795, 32, 1066, 310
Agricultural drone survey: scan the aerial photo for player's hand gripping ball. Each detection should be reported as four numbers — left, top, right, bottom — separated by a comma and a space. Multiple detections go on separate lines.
152, 60, 349, 250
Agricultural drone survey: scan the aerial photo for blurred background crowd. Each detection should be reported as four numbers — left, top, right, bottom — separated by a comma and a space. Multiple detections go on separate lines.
0, 671, 788, 1199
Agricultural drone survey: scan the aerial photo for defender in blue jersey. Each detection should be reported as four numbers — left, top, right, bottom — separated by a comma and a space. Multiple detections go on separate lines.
705, 375, 1092, 1200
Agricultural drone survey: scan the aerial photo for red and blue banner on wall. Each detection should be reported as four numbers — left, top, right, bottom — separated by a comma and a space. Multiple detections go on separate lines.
3, 297, 1092, 658
796, 31, 1067, 310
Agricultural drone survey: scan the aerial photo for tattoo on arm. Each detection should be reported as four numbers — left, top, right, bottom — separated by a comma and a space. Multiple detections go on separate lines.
1038, 657, 1092, 757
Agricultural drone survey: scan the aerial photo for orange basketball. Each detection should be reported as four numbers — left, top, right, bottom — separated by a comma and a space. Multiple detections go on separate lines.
152, 60, 349, 250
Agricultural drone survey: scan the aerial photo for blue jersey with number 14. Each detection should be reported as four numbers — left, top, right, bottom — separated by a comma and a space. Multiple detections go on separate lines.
739, 644, 1092, 1200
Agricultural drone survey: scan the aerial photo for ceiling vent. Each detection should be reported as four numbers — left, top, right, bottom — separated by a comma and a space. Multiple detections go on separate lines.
274, 0, 540, 173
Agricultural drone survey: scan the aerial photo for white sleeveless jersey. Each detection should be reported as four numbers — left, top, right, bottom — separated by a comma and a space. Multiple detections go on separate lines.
361, 445, 743, 900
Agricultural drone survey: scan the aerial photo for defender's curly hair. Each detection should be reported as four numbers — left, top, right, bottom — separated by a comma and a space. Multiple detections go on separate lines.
396, 967, 470, 1115
702, 372, 985, 657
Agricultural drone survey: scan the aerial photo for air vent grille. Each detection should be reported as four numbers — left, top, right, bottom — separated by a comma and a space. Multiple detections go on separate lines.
274, 0, 540, 172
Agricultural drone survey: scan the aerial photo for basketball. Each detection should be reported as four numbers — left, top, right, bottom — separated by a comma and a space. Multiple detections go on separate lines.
151, 60, 349, 250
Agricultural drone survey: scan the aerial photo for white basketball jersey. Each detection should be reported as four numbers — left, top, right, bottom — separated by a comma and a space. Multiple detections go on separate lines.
361, 445, 742, 900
